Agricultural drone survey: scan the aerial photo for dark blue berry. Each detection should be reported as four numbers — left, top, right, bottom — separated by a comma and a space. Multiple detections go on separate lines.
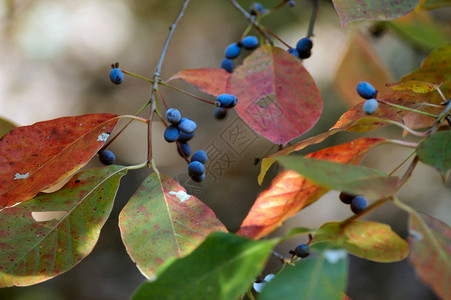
164, 125, 180, 143
286, 0, 295, 7
241, 36, 259, 50
178, 118, 197, 134
190, 173, 206, 182
356, 81, 377, 99
339, 192, 356, 205
214, 107, 228, 120
188, 161, 205, 177
217, 94, 237, 108
362, 99, 378, 115
177, 142, 191, 158
351, 196, 367, 214
225, 43, 241, 59
178, 131, 195, 142
294, 244, 310, 258
99, 150, 115, 165
249, 3, 264, 15
221, 58, 234, 73
109, 68, 124, 85
296, 38, 313, 53
166, 108, 182, 124
288, 48, 300, 58
298, 50, 311, 59
191, 150, 208, 164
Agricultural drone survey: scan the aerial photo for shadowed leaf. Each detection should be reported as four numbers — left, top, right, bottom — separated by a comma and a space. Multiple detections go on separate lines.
387, 12, 451, 52
169, 45, 323, 145
277, 156, 400, 198
0, 118, 16, 138
260, 243, 348, 300
131, 232, 276, 300
238, 138, 385, 240
332, 0, 420, 27
313, 221, 409, 262
335, 31, 393, 106
420, 0, 451, 9
387, 80, 440, 93
119, 173, 226, 279
0, 166, 127, 287
0, 114, 119, 209
408, 212, 451, 299
417, 131, 451, 180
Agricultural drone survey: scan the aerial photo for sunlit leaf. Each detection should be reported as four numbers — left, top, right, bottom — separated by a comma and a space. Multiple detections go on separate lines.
417, 131, 451, 180
335, 31, 393, 106
0, 166, 127, 287
238, 138, 385, 240
313, 221, 409, 262
0, 113, 119, 209
131, 232, 276, 300
119, 173, 226, 279
408, 212, 451, 299
387, 80, 440, 93
398, 44, 451, 98
260, 243, 348, 300
0, 118, 16, 138
387, 12, 451, 52
169, 45, 323, 145
332, 0, 420, 27
277, 156, 400, 198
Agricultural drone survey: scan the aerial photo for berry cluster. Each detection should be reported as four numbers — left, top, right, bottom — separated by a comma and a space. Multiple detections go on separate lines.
356, 81, 379, 115
221, 36, 259, 73
214, 93, 238, 120
288, 37, 313, 60
164, 108, 208, 182
339, 192, 368, 214
109, 62, 124, 85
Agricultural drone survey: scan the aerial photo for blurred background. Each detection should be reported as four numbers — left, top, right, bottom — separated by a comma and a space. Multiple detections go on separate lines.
0, 0, 450, 299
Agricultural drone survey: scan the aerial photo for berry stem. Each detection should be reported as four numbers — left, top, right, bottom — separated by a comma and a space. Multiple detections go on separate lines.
386, 139, 418, 148
261, 26, 292, 48
227, 0, 274, 45
101, 115, 149, 150
159, 81, 216, 105
147, 0, 191, 164
387, 150, 416, 177
384, 120, 429, 137
307, 0, 319, 38
121, 70, 154, 84
430, 97, 451, 134
377, 99, 438, 118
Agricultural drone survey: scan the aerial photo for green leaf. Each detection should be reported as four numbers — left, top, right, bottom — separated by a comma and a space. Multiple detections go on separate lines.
313, 221, 409, 262
332, 0, 420, 27
0, 117, 16, 138
0, 166, 127, 287
277, 156, 400, 198
131, 232, 276, 300
119, 173, 227, 279
417, 131, 451, 180
408, 212, 451, 299
260, 243, 348, 300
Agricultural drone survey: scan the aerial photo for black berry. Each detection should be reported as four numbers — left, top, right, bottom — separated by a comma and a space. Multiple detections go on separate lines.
177, 142, 191, 158
294, 244, 310, 258
164, 125, 180, 143
339, 192, 356, 205
188, 161, 205, 177
296, 38, 313, 53
98, 150, 115, 165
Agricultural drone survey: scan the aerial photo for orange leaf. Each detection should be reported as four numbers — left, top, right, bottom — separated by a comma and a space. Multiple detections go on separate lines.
238, 138, 385, 240
0, 114, 119, 209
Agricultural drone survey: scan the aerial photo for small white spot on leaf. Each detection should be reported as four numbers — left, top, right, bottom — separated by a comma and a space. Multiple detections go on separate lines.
169, 190, 191, 202
97, 132, 110, 142
409, 229, 423, 242
32, 211, 67, 222
14, 173, 29, 180
323, 249, 347, 264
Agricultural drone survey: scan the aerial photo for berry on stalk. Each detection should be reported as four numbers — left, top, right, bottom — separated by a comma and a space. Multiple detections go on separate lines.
109, 63, 124, 85
363, 99, 379, 115
356, 81, 377, 99
225, 43, 241, 59
99, 150, 115, 165
351, 196, 367, 214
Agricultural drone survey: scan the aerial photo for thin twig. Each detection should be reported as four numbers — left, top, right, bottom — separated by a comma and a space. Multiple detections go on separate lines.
147, 0, 191, 165
227, 0, 274, 44
307, 0, 319, 38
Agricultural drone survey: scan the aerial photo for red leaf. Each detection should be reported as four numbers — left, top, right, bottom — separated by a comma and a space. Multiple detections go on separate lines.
0, 114, 119, 209
238, 138, 385, 239
169, 45, 323, 145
